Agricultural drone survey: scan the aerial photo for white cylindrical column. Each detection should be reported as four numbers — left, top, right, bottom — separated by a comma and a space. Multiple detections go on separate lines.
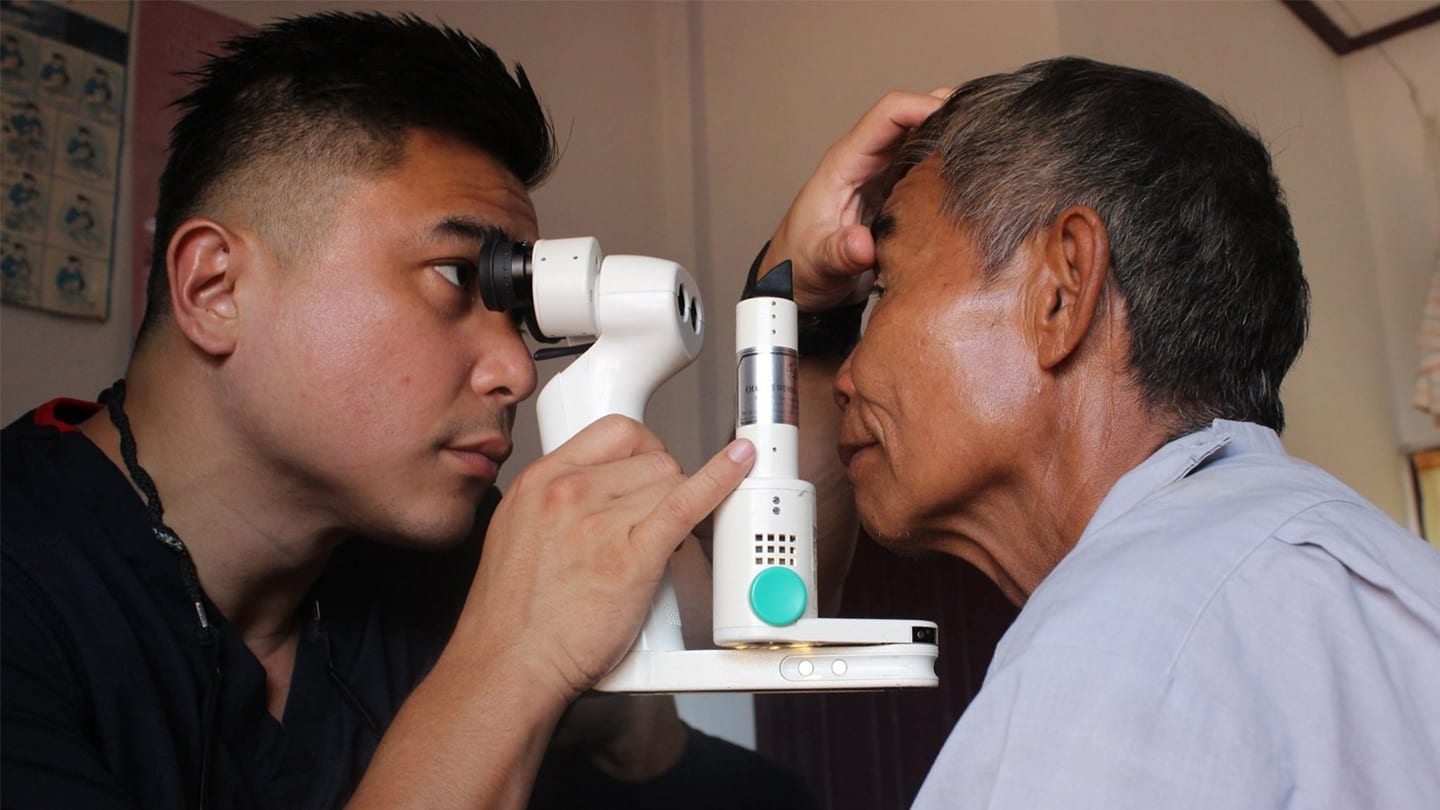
713, 295, 821, 646
734, 297, 799, 480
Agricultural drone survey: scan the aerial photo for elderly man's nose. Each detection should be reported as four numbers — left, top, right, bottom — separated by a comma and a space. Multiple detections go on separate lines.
833, 356, 856, 410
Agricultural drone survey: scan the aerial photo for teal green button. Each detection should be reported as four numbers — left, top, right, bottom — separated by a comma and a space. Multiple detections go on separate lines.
749, 567, 807, 626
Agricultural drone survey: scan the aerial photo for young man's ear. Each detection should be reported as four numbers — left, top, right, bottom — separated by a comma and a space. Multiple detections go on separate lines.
1028, 204, 1110, 370
166, 219, 244, 357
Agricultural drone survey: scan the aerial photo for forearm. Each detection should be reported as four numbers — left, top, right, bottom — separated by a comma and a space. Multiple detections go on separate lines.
671, 534, 716, 649
346, 421, 755, 808
346, 618, 569, 810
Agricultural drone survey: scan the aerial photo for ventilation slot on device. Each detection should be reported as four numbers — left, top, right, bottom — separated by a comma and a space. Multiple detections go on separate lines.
753, 533, 799, 567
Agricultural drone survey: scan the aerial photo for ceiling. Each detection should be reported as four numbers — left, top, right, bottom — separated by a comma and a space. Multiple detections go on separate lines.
1284, 0, 1440, 53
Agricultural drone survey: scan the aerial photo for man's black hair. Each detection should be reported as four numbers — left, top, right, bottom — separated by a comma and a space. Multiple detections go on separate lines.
896, 57, 1308, 433
138, 12, 557, 343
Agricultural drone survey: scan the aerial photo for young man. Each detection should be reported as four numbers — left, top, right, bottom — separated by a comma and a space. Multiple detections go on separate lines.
765, 58, 1440, 808
1, 13, 757, 809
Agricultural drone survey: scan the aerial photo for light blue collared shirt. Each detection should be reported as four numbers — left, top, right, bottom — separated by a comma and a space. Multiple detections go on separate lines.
913, 420, 1440, 809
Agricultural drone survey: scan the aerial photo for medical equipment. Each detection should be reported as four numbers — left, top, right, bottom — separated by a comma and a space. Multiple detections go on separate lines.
478, 237, 937, 693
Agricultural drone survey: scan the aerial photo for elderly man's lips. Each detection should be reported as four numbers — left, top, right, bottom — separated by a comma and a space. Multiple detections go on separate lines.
838, 441, 877, 468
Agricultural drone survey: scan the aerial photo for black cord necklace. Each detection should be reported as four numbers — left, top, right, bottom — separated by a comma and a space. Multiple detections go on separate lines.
102, 379, 216, 644
100, 378, 222, 810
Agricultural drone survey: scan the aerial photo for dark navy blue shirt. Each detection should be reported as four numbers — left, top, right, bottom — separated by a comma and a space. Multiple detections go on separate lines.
529, 724, 820, 810
1, 401, 490, 810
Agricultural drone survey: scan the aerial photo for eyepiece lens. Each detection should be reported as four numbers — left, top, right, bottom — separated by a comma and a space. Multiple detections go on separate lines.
478, 239, 534, 312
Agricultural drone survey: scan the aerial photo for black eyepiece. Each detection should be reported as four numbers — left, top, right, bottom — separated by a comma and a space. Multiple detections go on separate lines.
477, 239, 561, 345
478, 239, 534, 312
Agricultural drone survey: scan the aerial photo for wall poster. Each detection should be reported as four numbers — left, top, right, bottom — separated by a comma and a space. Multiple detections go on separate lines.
0, 0, 128, 320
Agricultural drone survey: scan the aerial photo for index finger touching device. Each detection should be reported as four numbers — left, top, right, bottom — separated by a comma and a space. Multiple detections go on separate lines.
479, 238, 938, 693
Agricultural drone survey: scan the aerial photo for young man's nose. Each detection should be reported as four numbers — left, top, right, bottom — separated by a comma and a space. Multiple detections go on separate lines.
470, 314, 538, 404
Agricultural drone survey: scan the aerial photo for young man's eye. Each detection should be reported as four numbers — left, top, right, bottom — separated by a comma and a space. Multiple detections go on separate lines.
433, 261, 477, 292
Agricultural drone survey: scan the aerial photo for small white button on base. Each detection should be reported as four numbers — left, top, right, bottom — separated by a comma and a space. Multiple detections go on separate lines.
831, 659, 848, 676
797, 659, 815, 677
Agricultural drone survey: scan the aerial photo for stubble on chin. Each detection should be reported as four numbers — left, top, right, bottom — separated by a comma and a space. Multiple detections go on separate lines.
855, 499, 927, 560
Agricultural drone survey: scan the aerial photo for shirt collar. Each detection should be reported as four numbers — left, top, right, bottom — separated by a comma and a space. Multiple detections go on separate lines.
31, 397, 102, 434
1078, 419, 1285, 545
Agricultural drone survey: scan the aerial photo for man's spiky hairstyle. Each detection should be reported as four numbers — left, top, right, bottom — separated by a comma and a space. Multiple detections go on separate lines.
138, 12, 556, 343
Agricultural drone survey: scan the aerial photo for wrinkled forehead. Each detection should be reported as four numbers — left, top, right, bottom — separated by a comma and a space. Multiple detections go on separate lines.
873, 157, 948, 242
875, 146, 936, 217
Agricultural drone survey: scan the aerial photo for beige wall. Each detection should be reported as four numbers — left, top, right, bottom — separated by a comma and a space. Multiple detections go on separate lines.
1340, 23, 1440, 459
1053, 0, 1416, 520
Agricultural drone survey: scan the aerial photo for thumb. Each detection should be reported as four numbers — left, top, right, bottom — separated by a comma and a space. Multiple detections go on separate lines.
824, 224, 875, 279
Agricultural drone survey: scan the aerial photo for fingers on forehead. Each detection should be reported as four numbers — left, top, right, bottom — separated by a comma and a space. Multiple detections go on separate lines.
847, 92, 945, 156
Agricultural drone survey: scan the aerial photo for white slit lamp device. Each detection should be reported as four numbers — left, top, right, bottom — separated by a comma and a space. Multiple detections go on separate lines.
478, 236, 938, 693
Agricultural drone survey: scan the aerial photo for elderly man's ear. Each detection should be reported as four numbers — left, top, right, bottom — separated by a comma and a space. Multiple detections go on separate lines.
167, 219, 246, 357
1028, 205, 1110, 370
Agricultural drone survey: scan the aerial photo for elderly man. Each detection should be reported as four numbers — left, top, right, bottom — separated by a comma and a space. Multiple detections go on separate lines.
762, 57, 1440, 808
